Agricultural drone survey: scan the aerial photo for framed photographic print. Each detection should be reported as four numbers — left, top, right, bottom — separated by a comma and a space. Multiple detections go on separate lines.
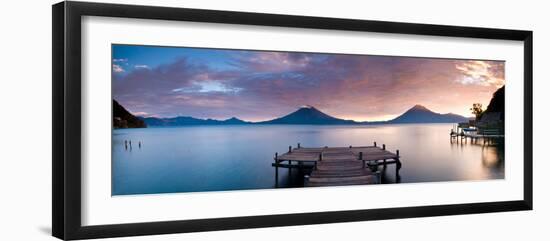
52, 1, 533, 240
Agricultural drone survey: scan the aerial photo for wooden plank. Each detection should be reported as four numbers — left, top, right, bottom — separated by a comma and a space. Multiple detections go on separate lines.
310, 169, 372, 178
363, 155, 398, 161
271, 163, 315, 168
316, 165, 363, 171
308, 175, 374, 183
276, 153, 319, 161
307, 175, 377, 186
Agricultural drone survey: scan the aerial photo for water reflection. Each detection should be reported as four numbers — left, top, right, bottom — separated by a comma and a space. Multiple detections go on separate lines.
112, 124, 505, 195
450, 136, 505, 180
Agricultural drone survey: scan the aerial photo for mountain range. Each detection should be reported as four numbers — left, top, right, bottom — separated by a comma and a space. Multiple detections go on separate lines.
140, 116, 249, 126
134, 104, 468, 127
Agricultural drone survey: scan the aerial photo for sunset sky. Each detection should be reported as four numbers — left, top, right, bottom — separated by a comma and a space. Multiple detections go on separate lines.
112, 45, 505, 122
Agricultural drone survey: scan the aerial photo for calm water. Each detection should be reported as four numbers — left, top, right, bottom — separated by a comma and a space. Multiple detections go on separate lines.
112, 124, 504, 195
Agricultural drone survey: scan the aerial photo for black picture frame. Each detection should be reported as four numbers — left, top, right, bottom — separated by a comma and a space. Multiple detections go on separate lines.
52, 1, 533, 240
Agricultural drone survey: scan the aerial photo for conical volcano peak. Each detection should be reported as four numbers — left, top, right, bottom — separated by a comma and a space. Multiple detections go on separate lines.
293, 105, 325, 115
259, 105, 354, 125
411, 104, 429, 111
389, 104, 468, 124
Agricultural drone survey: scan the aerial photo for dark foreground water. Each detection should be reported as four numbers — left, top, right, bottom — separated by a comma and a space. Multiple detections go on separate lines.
112, 124, 504, 195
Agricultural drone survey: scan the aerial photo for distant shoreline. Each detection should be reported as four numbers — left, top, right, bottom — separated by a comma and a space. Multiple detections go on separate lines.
135, 104, 470, 128
114, 122, 459, 129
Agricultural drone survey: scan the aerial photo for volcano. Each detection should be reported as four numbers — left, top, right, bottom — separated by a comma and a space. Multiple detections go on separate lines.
389, 104, 468, 123
259, 105, 357, 125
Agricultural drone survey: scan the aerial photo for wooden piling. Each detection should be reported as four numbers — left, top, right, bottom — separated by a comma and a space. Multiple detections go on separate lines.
288, 146, 292, 153
395, 149, 401, 181
274, 152, 279, 187
297, 143, 301, 149
382, 144, 386, 150
288, 160, 292, 176
374, 141, 377, 147
359, 151, 365, 168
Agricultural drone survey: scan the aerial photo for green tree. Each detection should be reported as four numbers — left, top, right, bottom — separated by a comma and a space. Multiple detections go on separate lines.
470, 103, 484, 120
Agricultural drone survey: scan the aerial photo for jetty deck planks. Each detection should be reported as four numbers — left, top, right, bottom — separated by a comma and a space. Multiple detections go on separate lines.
274, 146, 400, 187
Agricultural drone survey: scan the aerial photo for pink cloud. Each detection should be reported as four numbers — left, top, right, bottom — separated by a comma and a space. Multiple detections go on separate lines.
113, 50, 504, 121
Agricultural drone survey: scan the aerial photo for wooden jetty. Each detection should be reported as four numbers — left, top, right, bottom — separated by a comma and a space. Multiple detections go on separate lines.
272, 142, 401, 187
450, 124, 504, 145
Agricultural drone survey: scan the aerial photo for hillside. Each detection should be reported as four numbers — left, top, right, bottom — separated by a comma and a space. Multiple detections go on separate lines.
113, 100, 147, 128
483, 86, 505, 121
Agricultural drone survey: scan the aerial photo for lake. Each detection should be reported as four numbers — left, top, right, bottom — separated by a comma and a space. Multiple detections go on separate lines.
112, 124, 504, 195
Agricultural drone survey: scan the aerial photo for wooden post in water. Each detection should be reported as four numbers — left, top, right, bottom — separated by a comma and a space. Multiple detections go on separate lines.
275, 153, 280, 186
382, 144, 386, 150
317, 153, 322, 172
359, 152, 364, 168
288, 160, 292, 176
395, 149, 401, 182
374, 141, 377, 147
349, 145, 352, 148
297, 143, 301, 149
288, 146, 292, 153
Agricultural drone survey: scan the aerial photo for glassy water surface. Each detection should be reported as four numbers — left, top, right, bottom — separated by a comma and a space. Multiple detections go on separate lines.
112, 124, 504, 195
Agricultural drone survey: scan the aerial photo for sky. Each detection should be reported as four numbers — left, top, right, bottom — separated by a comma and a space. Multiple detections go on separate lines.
112, 44, 505, 122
